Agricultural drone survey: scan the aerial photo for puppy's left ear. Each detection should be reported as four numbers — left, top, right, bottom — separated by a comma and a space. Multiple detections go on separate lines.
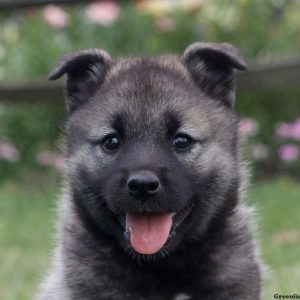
49, 49, 113, 114
183, 42, 247, 108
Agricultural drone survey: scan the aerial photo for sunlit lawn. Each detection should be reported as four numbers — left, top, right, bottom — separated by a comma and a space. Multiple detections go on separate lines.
0, 173, 59, 300
0, 173, 299, 300
250, 179, 300, 298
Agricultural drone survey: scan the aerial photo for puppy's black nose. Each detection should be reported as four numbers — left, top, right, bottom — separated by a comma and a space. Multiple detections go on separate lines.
127, 171, 160, 199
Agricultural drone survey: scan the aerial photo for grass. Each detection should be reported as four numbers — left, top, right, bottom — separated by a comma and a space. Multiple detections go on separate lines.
0, 173, 299, 300
249, 179, 300, 298
0, 172, 59, 300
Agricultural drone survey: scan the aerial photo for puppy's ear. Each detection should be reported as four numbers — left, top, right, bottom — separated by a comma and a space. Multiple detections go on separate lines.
183, 42, 247, 108
49, 49, 113, 114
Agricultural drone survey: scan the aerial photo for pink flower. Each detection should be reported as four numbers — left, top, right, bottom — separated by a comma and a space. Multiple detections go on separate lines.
155, 16, 176, 32
275, 118, 300, 140
275, 122, 293, 139
252, 143, 268, 160
238, 118, 259, 137
278, 144, 299, 161
36, 150, 65, 171
290, 118, 300, 140
0, 141, 20, 162
43, 5, 69, 29
86, 1, 121, 26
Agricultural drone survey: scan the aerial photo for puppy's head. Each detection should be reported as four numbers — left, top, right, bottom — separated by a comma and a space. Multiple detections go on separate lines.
50, 43, 246, 258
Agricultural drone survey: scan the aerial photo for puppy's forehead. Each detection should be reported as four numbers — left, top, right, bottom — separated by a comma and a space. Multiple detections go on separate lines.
105, 57, 194, 105
79, 57, 234, 136
99, 58, 208, 117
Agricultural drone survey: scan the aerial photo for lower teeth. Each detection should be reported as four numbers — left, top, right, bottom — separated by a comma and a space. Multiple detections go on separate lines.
168, 230, 176, 238
124, 229, 130, 240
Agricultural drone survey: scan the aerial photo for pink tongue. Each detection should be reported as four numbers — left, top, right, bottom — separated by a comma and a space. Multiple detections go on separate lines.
126, 213, 173, 255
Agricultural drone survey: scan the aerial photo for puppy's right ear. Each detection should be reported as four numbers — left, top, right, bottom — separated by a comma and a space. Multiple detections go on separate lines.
49, 49, 113, 114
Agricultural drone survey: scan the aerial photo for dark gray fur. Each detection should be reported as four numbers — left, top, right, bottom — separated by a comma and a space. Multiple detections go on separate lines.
38, 42, 262, 300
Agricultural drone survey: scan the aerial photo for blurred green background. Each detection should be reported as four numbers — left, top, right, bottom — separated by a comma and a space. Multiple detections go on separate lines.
0, 1, 300, 299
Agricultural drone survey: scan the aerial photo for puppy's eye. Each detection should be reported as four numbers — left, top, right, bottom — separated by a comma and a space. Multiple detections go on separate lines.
102, 134, 120, 151
172, 134, 194, 150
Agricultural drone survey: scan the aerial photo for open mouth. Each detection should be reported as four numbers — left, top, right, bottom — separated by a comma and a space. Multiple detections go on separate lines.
122, 203, 193, 255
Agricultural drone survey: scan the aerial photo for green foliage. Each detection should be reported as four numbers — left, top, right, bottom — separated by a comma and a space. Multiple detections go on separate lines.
1, 1, 300, 81
198, 0, 300, 58
0, 103, 65, 181
237, 88, 300, 178
0, 5, 198, 81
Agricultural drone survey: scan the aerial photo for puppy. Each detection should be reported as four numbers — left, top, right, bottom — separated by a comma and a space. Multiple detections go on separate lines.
38, 42, 262, 300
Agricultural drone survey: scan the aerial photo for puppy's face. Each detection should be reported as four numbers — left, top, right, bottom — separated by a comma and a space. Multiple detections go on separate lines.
51, 43, 246, 258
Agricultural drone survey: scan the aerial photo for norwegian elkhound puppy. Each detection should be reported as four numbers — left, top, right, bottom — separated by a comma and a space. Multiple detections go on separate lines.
38, 42, 262, 300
